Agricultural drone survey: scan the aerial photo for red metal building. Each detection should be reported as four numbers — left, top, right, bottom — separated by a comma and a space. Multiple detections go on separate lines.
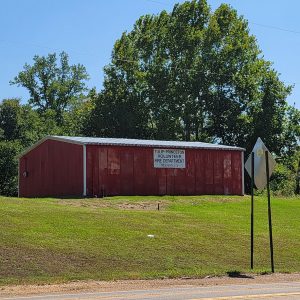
19, 136, 245, 197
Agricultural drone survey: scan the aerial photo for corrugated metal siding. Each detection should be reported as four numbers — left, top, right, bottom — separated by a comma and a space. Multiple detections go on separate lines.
19, 139, 83, 197
19, 139, 243, 198
86, 145, 243, 196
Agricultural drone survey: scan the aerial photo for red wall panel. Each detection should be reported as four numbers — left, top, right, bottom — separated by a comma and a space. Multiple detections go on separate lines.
232, 151, 242, 195
120, 150, 134, 195
86, 145, 244, 197
223, 152, 232, 195
19, 140, 83, 197
19, 141, 243, 197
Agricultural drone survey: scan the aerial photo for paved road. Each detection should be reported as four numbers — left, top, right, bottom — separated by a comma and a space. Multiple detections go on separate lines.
2, 282, 300, 300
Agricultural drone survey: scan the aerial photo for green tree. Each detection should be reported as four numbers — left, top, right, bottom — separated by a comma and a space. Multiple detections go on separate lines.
89, 0, 293, 155
279, 106, 300, 194
282, 105, 300, 158
0, 98, 61, 147
62, 96, 95, 136
10, 52, 89, 124
0, 98, 21, 141
0, 141, 22, 196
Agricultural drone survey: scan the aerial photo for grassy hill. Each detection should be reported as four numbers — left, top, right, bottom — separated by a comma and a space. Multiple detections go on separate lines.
0, 195, 299, 285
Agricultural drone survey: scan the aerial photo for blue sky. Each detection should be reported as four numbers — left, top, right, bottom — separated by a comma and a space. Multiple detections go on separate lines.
1, 0, 299, 108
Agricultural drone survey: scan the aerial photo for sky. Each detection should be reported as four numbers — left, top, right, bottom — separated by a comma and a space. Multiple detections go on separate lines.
1, 0, 300, 109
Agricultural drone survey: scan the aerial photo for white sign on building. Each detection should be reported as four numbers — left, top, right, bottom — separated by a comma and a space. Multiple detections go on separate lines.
153, 149, 185, 168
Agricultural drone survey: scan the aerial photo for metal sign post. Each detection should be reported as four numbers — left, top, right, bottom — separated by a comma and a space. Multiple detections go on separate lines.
245, 137, 276, 273
265, 151, 275, 273
250, 152, 254, 269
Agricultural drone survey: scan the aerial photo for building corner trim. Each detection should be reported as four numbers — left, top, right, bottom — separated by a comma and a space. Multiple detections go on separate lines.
241, 151, 245, 195
83, 145, 87, 197
17, 158, 20, 197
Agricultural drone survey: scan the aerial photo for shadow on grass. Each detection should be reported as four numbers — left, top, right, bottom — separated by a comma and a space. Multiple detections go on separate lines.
226, 271, 254, 279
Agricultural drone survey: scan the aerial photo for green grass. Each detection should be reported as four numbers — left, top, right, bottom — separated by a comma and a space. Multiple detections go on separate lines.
0, 195, 299, 285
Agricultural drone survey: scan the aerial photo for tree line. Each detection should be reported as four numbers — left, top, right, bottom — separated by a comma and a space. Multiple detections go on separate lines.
1, 0, 299, 196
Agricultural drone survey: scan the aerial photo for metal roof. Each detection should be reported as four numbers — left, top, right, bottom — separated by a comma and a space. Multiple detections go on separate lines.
51, 136, 245, 151
19, 135, 245, 158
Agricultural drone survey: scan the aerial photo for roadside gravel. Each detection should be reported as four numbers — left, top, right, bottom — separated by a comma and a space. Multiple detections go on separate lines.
0, 273, 299, 298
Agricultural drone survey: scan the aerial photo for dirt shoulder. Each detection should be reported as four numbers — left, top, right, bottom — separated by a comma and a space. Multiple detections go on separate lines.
1, 273, 300, 298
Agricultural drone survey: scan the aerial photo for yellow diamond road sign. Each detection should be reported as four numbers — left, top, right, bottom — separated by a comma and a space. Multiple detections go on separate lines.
245, 137, 276, 191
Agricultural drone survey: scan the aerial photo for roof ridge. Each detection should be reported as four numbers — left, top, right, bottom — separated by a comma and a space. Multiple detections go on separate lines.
49, 135, 245, 150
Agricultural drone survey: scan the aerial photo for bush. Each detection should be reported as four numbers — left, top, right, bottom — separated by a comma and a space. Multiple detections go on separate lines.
270, 163, 297, 196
